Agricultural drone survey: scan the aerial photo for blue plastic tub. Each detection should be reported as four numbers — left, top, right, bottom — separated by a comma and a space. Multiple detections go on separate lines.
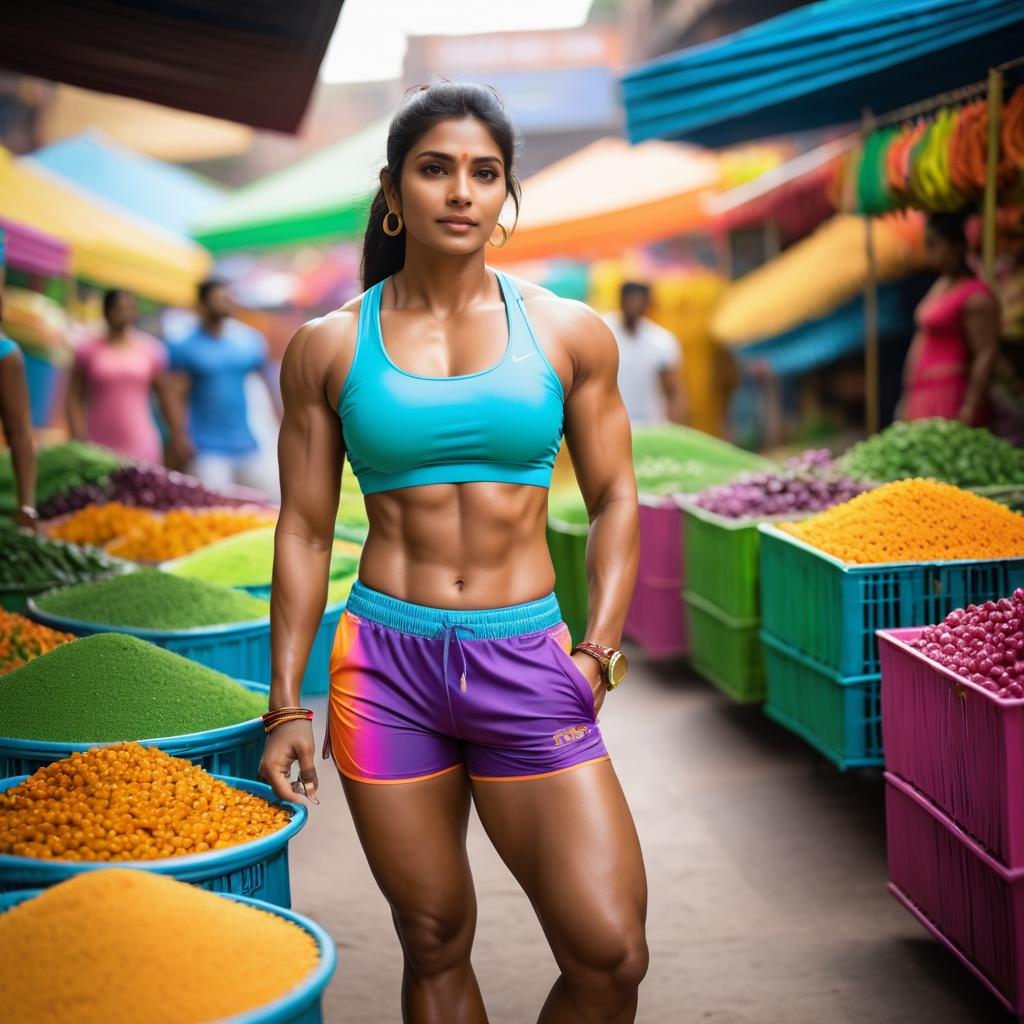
0, 774, 306, 906
0, 886, 336, 1024
26, 599, 273, 683
0, 680, 268, 779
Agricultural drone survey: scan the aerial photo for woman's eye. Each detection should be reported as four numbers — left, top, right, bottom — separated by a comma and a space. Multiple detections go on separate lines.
476, 168, 499, 181
423, 163, 445, 176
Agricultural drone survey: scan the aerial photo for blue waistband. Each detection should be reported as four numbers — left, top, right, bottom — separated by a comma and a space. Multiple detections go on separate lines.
346, 580, 562, 640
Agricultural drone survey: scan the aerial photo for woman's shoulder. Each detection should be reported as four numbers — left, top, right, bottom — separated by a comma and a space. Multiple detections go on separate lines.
501, 271, 608, 336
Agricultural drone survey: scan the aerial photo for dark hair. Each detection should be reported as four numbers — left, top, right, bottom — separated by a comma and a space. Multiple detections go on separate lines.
198, 278, 228, 305
926, 211, 969, 248
621, 281, 651, 301
361, 81, 522, 290
102, 288, 130, 318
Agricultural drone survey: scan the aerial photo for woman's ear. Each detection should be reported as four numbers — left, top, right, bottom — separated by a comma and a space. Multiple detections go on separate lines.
380, 170, 400, 213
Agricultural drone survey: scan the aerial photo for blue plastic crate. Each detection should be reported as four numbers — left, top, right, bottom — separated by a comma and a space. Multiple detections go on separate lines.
27, 600, 273, 683
761, 630, 882, 770
0, 775, 306, 907
0, 887, 336, 1024
758, 525, 1024, 679
0, 680, 269, 779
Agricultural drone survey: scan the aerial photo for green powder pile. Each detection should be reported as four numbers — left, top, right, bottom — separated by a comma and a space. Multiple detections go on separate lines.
0, 634, 267, 742
34, 570, 270, 630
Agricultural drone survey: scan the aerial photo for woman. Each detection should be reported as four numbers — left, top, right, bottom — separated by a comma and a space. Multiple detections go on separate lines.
902, 212, 1001, 425
261, 83, 647, 1023
68, 289, 191, 465
0, 295, 38, 528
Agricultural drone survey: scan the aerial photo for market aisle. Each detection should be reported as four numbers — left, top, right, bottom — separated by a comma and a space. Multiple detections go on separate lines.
290, 652, 1001, 1024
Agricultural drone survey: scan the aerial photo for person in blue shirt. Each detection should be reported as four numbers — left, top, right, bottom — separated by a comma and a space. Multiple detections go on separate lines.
170, 279, 282, 498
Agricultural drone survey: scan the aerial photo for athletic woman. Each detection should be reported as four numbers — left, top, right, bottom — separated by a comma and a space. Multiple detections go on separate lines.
261, 82, 647, 1024
0, 295, 37, 528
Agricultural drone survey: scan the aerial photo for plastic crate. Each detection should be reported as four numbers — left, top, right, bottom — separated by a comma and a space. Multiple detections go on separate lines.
623, 497, 687, 658
0, 774, 306, 906
880, 627, 1024, 869
0, 887, 337, 1024
685, 591, 763, 703
886, 773, 1024, 1017
762, 631, 882, 769
547, 515, 588, 645
0, 680, 269, 780
758, 525, 1024, 679
27, 600, 274, 684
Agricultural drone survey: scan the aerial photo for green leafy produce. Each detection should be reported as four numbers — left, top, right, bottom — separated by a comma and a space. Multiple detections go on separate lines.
0, 442, 123, 512
0, 522, 126, 589
837, 418, 1024, 487
0, 633, 266, 742
34, 570, 269, 630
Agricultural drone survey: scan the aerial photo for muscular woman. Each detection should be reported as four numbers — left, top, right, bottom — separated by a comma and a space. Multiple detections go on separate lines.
261, 82, 647, 1024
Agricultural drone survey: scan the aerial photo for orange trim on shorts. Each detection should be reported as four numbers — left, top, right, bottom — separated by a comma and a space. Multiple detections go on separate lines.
335, 762, 464, 786
469, 755, 611, 783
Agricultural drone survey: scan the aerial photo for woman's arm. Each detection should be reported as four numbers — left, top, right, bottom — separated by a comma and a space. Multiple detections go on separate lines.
66, 363, 88, 442
0, 350, 37, 522
152, 372, 193, 469
260, 319, 347, 806
561, 304, 639, 667
961, 290, 1001, 423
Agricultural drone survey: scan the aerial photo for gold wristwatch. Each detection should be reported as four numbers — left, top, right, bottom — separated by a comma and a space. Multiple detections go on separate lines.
572, 642, 628, 689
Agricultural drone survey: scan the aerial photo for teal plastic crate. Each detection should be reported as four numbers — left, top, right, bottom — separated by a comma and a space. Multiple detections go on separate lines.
0, 774, 306, 906
547, 515, 588, 644
684, 591, 763, 703
761, 631, 882, 769
0, 887, 337, 1024
758, 525, 1024, 679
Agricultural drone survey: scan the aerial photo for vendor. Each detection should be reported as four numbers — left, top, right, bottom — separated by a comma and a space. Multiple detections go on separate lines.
0, 294, 38, 528
901, 212, 1000, 425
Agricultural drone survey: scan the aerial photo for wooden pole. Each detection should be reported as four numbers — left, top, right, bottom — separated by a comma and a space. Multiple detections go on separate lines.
862, 108, 880, 436
982, 68, 1004, 287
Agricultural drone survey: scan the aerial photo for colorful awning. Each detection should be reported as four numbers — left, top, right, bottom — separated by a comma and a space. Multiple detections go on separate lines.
0, 218, 71, 277
622, 0, 1024, 146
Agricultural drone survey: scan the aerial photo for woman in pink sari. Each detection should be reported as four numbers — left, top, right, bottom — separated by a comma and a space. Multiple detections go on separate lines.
903, 212, 1001, 425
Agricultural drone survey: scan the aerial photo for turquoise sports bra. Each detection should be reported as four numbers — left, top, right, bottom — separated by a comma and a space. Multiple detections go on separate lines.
0, 337, 17, 361
339, 269, 564, 496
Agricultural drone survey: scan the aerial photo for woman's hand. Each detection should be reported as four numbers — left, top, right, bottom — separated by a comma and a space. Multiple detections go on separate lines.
259, 720, 320, 808
570, 650, 608, 717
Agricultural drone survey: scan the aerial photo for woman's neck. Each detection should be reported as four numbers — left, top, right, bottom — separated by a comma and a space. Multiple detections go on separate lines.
106, 327, 132, 345
391, 244, 492, 319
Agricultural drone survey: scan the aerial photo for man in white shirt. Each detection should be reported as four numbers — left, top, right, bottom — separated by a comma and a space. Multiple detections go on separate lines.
602, 282, 686, 426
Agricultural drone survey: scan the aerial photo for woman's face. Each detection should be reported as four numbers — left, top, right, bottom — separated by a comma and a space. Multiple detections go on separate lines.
384, 116, 508, 255
106, 293, 138, 330
924, 228, 963, 275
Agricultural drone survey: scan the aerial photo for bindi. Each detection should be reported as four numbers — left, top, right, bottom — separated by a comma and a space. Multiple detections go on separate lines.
460, 152, 468, 161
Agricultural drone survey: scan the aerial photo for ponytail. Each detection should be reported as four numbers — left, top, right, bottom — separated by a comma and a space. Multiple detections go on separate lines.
360, 81, 521, 291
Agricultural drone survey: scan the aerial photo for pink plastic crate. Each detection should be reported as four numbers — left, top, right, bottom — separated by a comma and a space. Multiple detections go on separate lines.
886, 773, 1024, 1016
623, 498, 687, 658
879, 627, 1024, 868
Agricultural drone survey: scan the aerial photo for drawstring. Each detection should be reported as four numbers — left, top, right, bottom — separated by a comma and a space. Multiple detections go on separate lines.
440, 621, 476, 693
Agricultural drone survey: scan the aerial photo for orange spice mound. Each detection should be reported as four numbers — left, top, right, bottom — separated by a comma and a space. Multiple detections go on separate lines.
0, 869, 319, 1024
106, 508, 275, 562
0, 608, 75, 675
0, 743, 291, 861
47, 502, 155, 546
779, 479, 1024, 564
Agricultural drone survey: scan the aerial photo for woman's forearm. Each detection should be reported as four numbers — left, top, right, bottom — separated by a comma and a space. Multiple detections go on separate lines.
583, 494, 639, 649
961, 348, 999, 420
270, 527, 333, 709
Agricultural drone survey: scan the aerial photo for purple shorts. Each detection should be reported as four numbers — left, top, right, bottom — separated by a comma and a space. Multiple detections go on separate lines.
324, 581, 609, 784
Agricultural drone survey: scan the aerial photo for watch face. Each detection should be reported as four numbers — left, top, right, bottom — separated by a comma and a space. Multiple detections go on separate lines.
607, 650, 628, 687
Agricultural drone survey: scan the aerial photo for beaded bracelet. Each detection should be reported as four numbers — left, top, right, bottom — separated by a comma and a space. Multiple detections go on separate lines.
262, 707, 314, 734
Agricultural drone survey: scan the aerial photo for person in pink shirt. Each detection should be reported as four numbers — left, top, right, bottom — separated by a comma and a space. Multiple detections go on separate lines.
67, 290, 191, 466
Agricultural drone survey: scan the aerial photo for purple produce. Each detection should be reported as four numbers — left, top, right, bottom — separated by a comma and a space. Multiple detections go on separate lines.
912, 589, 1024, 700
694, 449, 868, 519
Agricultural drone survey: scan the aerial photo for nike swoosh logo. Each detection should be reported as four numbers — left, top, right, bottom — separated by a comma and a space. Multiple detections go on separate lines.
512, 352, 534, 362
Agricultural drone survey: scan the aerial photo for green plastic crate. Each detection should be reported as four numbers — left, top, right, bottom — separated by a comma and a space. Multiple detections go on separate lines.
547, 515, 588, 644
758, 525, 1024, 679
761, 631, 882, 769
684, 590, 763, 703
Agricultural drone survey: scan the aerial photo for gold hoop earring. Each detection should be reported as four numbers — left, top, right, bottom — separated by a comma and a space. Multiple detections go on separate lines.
488, 223, 511, 248
383, 210, 404, 237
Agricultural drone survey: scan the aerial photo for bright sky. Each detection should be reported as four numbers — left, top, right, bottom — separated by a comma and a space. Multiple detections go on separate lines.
320, 0, 595, 84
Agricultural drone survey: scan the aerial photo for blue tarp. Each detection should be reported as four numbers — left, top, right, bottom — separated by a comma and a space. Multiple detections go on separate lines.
622, 0, 1024, 146
29, 132, 224, 241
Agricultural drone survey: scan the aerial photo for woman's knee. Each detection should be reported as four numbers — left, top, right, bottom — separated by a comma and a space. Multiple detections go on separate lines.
562, 924, 649, 996
393, 905, 476, 978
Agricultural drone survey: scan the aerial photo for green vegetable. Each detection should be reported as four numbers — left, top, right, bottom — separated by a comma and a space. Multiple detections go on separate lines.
838, 419, 1024, 488
34, 570, 269, 630
0, 633, 266, 742
0, 522, 125, 589
0, 442, 123, 512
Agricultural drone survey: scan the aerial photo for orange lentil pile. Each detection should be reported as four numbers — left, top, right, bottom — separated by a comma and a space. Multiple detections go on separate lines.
47, 501, 155, 546
0, 608, 75, 675
106, 507, 275, 562
0, 744, 291, 861
0, 869, 319, 1024
780, 479, 1024, 564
